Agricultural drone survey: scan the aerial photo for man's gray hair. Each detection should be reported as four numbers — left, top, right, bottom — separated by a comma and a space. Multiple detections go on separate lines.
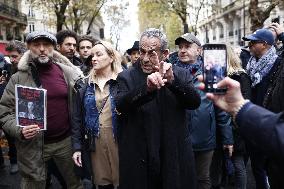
140, 28, 168, 51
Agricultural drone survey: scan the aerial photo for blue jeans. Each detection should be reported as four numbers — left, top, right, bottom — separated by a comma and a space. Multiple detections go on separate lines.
232, 155, 247, 189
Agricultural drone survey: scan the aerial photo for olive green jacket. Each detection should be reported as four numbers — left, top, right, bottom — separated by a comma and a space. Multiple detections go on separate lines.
0, 50, 83, 181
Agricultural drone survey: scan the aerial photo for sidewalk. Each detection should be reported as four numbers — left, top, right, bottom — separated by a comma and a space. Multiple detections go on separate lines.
0, 142, 63, 189
0, 158, 21, 189
0, 156, 61, 189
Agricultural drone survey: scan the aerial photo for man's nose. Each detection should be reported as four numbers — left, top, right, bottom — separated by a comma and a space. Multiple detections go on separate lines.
70, 45, 75, 51
180, 47, 187, 52
142, 54, 150, 62
39, 44, 45, 51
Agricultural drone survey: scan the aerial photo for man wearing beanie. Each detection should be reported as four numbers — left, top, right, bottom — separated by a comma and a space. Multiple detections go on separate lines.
0, 31, 83, 189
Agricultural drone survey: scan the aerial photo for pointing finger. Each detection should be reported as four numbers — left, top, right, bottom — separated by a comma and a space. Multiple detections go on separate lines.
159, 61, 164, 76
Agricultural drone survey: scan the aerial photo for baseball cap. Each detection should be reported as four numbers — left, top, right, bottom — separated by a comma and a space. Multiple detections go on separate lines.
175, 33, 201, 46
26, 31, 57, 45
242, 29, 274, 45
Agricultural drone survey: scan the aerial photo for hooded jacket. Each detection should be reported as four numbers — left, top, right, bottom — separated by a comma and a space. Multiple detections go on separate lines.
0, 50, 83, 181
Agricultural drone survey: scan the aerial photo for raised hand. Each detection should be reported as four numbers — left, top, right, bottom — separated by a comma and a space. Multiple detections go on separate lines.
269, 23, 284, 36
147, 72, 167, 92
161, 62, 174, 84
146, 50, 174, 91
155, 59, 174, 84
198, 76, 245, 114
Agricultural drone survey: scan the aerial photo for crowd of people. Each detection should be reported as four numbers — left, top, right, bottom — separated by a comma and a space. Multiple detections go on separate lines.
0, 21, 283, 189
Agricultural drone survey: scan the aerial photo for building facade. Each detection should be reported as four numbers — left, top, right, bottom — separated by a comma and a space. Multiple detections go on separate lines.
21, 0, 57, 35
0, 0, 27, 53
188, 0, 284, 46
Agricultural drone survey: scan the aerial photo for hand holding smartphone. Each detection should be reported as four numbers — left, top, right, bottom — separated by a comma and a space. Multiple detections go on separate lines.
203, 44, 227, 94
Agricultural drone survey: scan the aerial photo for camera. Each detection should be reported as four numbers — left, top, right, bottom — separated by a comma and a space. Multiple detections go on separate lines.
2, 70, 8, 77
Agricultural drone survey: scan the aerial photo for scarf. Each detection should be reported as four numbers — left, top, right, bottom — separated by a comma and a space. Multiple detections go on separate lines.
246, 46, 278, 87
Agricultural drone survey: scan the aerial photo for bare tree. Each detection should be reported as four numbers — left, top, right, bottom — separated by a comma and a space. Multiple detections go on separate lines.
104, 1, 130, 50
193, 0, 206, 35
249, 0, 280, 31
32, 0, 70, 32
66, 0, 107, 34
151, 0, 188, 33
33, 0, 107, 33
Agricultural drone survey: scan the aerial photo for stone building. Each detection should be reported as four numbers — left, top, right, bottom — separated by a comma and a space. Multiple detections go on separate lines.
188, 0, 284, 46
0, 0, 27, 53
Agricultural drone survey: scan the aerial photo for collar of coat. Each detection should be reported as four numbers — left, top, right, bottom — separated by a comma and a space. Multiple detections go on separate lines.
18, 50, 83, 76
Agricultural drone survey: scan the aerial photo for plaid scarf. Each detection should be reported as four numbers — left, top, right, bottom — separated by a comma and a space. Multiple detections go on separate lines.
246, 46, 278, 87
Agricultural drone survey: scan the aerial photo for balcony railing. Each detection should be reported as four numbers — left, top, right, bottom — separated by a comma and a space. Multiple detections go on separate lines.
0, 2, 27, 25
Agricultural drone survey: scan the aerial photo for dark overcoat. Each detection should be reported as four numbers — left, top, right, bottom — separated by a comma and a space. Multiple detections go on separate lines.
115, 62, 201, 189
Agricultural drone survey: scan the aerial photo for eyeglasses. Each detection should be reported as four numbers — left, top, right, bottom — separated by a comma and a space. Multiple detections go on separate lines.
248, 40, 266, 46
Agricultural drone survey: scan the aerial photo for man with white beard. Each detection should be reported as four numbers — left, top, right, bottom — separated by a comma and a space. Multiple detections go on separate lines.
0, 31, 83, 189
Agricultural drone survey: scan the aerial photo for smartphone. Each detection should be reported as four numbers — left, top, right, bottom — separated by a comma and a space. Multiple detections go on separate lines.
203, 44, 227, 94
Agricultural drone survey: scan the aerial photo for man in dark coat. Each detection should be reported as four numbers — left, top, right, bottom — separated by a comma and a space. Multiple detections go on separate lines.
115, 28, 201, 189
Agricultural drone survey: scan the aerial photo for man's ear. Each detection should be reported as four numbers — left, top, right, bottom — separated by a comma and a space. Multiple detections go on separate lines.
197, 47, 203, 56
162, 49, 169, 61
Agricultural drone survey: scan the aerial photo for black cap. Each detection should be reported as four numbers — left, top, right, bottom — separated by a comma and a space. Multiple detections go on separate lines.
127, 41, 139, 55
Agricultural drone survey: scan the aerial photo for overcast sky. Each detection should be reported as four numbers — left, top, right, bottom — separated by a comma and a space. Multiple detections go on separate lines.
103, 0, 139, 53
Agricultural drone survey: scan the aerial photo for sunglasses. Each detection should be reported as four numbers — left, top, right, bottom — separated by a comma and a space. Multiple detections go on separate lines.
248, 40, 267, 46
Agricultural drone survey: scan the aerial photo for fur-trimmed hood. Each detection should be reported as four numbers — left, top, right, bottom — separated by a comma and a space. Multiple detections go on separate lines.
18, 50, 83, 75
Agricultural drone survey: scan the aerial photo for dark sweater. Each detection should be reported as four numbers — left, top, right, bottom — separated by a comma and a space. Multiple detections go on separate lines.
37, 63, 70, 143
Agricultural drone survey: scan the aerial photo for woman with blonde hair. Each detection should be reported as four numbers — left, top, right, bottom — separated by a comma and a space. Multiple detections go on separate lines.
71, 40, 122, 189
227, 43, 251, 189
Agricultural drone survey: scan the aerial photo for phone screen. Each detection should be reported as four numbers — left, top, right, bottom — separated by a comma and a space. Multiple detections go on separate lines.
203, 44, 227, 94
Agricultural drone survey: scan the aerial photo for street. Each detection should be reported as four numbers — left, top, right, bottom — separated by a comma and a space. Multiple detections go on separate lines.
0, 145, 256, 189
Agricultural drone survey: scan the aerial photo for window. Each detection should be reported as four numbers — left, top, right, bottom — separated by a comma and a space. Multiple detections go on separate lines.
29, 23, 35, 32
28, 6, 35, 17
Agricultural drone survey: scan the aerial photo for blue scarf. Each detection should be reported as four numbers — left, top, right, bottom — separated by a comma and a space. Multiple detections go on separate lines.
246, 46, 278, 87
